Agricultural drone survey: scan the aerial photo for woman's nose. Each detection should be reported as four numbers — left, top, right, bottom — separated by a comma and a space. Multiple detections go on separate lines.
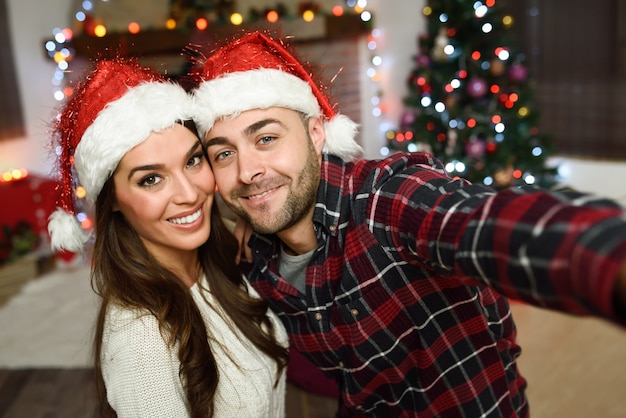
172, 173, 199, 203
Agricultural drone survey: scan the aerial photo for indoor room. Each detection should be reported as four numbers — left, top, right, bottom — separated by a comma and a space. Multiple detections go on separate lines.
1, 0, 626, 417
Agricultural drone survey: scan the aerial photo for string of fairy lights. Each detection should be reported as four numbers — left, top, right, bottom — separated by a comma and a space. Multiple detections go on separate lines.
43, 1, 380, 105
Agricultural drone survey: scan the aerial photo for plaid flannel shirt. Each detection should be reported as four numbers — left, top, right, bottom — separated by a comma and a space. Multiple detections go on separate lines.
243, 152, 626, 417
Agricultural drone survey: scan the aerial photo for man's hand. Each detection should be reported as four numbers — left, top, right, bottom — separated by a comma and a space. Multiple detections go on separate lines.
233, 216, 254, 264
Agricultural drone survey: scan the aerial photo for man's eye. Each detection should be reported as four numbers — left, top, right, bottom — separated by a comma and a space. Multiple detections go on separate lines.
214, 150, 233, 161
258, 135, 275, 145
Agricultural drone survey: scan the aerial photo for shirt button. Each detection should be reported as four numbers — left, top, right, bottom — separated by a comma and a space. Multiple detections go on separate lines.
338, 361, 345, 368
355, 405, 363, 411
329, 225, 336, 232
314, 312, 323, 320
350, 308, 359, 317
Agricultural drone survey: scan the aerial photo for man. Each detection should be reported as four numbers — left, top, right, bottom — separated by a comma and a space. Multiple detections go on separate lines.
191, 32, 626, 417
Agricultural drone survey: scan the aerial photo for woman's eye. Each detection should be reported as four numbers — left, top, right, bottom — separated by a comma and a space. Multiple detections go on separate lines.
138, 174, 162, 187
187, 153, 204, 168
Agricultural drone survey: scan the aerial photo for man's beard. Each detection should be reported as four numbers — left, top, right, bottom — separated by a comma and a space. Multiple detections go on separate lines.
229, 139, 320, 235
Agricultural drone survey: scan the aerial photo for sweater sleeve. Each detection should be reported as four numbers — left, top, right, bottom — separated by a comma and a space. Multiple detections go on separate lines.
101, 307, 189, 418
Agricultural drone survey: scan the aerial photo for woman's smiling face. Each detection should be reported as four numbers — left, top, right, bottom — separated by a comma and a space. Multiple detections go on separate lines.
112, 123, 215, 265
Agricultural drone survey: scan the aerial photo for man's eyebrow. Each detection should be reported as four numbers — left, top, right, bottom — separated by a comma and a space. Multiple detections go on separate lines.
205, 118, 284, 148
243, 118, 282, 136
205, 136, 227, 147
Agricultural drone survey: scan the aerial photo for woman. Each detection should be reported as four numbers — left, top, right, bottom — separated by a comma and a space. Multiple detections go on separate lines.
47, 58, 288, 417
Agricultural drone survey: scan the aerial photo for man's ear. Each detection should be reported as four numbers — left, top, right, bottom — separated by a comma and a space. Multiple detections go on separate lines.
308, 117, 326, 154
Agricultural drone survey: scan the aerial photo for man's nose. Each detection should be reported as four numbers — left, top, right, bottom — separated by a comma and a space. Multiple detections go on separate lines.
237, 149, 266, 184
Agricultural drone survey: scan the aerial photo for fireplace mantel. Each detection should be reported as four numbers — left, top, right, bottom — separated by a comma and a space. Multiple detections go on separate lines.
67, 14, 370, 60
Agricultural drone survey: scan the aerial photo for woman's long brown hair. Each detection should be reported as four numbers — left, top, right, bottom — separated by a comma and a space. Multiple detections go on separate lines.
91, 155, 288, 417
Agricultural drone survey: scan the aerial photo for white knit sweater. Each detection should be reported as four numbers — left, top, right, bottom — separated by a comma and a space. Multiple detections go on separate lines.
101, 276, 288, 417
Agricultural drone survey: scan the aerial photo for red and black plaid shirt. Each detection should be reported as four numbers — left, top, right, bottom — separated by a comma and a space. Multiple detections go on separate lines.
243, 152, 626, 417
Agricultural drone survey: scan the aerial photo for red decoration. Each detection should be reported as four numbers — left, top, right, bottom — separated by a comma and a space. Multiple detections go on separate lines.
0, 175, 61, 239
486, 142, 498, 153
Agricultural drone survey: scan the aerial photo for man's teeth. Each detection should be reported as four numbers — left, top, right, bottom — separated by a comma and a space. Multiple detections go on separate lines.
247, 190, 272, 200
169, 209, 201, 225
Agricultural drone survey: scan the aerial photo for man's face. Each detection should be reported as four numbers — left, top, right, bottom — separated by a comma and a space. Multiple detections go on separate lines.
204, 107, 325, 236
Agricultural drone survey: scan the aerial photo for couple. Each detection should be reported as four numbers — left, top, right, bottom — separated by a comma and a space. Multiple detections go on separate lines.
49, 32, 626, 417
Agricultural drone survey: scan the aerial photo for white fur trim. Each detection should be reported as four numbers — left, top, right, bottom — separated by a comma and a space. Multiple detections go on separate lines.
48, 207, 90, 253
193, 69, 319, 134
193, 68, 362, 161
74, 82, 196, 202
323, 115, 362, 161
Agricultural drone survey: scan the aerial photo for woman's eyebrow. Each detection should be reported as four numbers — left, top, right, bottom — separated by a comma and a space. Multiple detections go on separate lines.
127, 137, 203, 180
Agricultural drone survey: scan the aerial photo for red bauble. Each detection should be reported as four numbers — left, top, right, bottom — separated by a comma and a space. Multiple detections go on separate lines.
486, 142, 498, 153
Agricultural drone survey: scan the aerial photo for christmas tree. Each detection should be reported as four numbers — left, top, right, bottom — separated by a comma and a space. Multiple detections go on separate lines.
386, 0, 557, 189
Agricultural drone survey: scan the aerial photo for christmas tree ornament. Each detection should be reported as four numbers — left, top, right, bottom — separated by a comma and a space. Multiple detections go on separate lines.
467, 77, 488, 98
509, 63, 528, 82
431, 27, 450, 62
465, 137, 486, 159
444, 94, 458, 109
494, 166, 514, 187
486, 141, 498, 154
401, 110, 417, 129
445, 129, 458, 155
416, 54, 431, 68
490, 59, 506, 76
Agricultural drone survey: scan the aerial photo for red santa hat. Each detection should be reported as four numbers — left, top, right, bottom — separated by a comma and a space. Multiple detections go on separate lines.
190, 31, 362, 161
48, 58, 196, 253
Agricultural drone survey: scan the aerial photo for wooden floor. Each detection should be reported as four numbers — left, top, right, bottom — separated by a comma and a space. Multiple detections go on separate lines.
0, 369, 99, 418
1, 303, 625, 417
0, 369, 337, 418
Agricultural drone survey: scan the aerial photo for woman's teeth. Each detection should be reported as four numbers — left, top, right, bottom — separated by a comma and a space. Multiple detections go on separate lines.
169, 209, 201, 225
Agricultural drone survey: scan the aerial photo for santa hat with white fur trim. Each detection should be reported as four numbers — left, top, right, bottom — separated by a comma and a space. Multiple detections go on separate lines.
48, 58, 197, 253
190, 31, 363, 161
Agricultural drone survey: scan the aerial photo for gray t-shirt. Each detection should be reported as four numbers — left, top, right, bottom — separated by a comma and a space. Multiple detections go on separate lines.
278, 245, 315, 295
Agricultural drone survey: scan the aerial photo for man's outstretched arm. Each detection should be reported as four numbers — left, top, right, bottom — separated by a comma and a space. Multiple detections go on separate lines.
615, 260, 626, 320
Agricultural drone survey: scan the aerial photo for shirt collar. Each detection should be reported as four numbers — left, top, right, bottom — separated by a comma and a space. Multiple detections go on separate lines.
312, 153, 347, 237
